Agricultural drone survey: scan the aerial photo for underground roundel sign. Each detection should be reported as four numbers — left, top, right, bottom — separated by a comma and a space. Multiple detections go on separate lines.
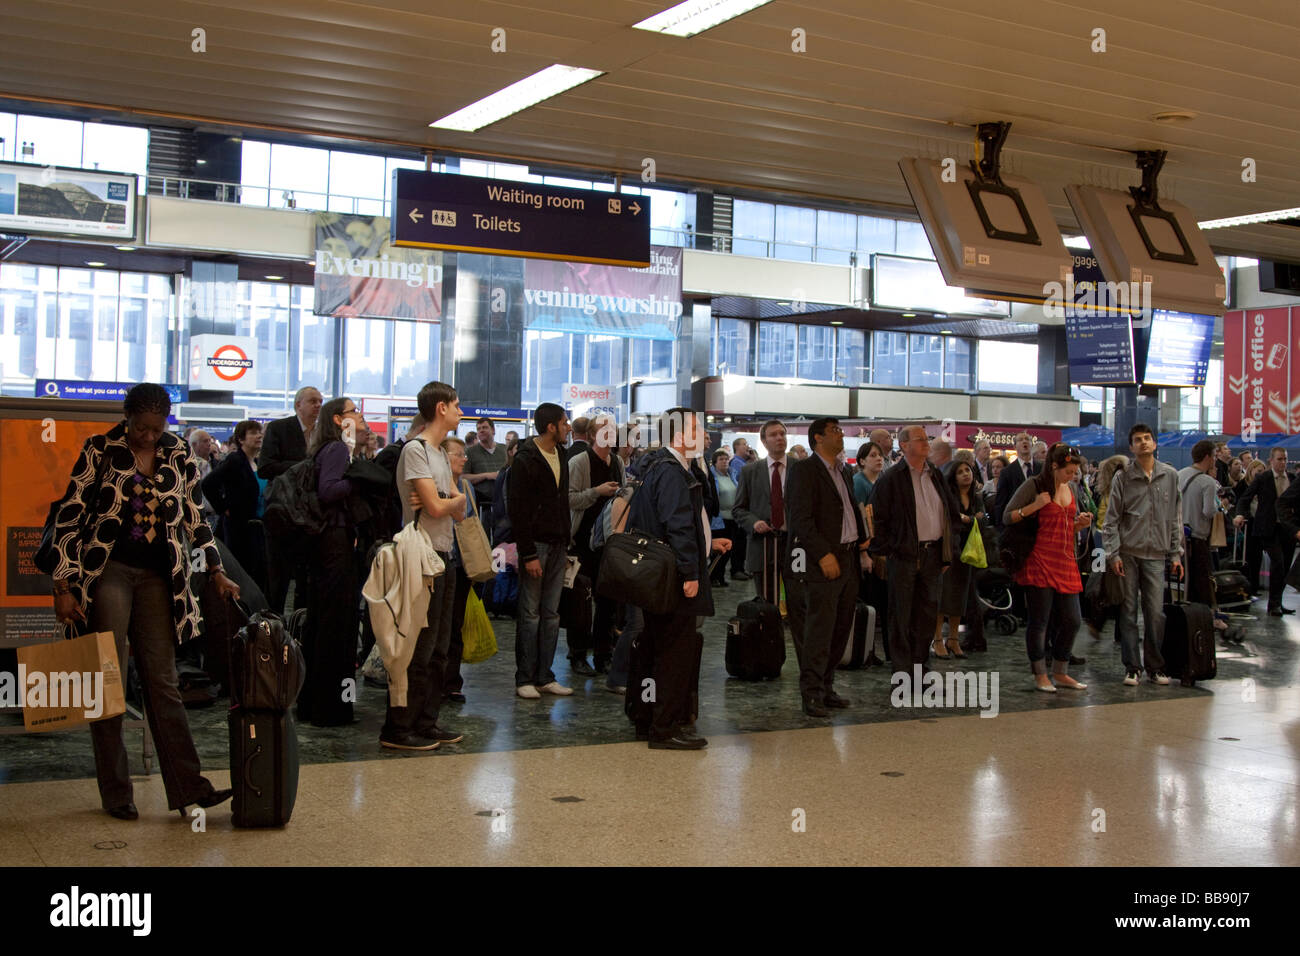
206, 344, 253, 382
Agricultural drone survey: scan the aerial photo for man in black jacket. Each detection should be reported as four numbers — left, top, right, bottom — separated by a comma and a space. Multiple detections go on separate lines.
870, 424, 962, 673
786, 418, 868, 717
626, 407, 728, 750
258, 385, 322, 613
508, 403, 574, 698
1234, 447, 1298, 615
993, 431, 1034, 530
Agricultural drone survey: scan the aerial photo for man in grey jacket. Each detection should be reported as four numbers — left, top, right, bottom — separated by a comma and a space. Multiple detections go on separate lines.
1102, 423, 1184, 687
1177, 439, 1221, 611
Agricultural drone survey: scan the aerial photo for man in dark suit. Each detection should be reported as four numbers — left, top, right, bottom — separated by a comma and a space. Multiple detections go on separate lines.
733, 419, 804, 641
993, 431, 1034, 529
785, 417, 868, 717
1235, 446, 1298, 615
870, 423, 961, 672
626, 407, 728, 750
257, 385, 322, 613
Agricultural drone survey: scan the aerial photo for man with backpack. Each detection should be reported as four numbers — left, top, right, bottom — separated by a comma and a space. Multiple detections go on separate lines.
567, 414, 624, 676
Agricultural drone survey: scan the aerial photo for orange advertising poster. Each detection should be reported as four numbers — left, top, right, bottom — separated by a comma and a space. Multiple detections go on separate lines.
1, 418, 110, 641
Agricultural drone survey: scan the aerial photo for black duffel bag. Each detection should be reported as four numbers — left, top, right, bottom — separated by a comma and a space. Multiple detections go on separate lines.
230, 607, 306, 711
596, 529, 680, 616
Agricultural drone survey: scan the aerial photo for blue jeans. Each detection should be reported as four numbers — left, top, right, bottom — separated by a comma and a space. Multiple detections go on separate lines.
1118, 554, 1167, 676
515, 541, 568, 687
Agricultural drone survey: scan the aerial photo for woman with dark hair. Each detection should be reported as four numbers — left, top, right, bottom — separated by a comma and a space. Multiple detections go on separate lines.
981, 454, 1009, 514
201, 419, 267, 591
853, 442, 887, 507
1003, 443, 1093, 692
932, 459, 982, 659
51, 383, 240, 820
299, 396, 365, 727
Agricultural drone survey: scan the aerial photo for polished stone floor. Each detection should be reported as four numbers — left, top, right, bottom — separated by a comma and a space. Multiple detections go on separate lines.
2, 580, 1297, 865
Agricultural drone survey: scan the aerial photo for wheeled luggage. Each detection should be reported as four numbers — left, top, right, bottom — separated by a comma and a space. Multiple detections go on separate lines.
229, 708, 299, 828
726, 534, 785, 680
838, 601, 878, 669
1162, 576, 1217, 687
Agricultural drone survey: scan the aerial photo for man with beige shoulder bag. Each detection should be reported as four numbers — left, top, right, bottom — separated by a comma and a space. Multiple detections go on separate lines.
1177, 440, 1226, 614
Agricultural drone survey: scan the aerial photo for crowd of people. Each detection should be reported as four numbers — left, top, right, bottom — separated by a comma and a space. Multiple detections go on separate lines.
49, 382, 1288, 814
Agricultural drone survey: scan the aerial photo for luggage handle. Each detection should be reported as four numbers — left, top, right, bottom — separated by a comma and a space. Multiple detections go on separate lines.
244, 742, 264, 798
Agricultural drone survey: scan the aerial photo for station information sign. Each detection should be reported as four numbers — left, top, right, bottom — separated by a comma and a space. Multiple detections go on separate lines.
391, 169, 651, 268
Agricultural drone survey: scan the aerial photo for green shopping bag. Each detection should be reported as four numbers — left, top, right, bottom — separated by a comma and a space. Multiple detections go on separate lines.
461, 589, 498, 664
960, 522, 987, 569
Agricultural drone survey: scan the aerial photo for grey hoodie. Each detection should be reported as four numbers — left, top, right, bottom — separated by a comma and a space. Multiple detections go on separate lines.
1102, 458, 1184, 561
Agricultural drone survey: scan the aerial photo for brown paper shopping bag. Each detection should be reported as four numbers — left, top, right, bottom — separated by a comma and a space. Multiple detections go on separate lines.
14, 631, 126, 732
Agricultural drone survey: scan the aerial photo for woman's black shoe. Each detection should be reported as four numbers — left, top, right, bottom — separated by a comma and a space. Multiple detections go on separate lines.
197, 788, 233, 809
445, 691, 467, 703
107, 803, 138, 821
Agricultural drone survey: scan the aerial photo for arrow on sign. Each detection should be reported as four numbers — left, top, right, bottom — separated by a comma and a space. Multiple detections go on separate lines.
629, 202, 641, 216
1227, 373, 1248, 396
408, 208, 423, 224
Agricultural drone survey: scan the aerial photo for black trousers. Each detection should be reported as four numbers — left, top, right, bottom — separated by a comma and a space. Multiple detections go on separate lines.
638, 607, 700, 741
862, 569, 889, 659
885, 543, 944, 669
1264, 529, 1296, 610
960, 570, 986, 649
1185, 536, 1216, 609
383, 553, 456, 738
299, 525, 357, 727
444, 565, 470, 695
572, 546, 615, 663
728, 518, 747, 575
790, 545, 859, 701
267, 529, 309, 616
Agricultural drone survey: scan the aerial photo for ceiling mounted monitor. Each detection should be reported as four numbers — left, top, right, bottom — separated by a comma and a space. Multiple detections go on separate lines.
898, 122, 1073, 304
1064, 151, 1227, 317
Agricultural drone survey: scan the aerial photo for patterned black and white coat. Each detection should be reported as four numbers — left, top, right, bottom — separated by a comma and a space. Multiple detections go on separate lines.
51, 421, 224, 644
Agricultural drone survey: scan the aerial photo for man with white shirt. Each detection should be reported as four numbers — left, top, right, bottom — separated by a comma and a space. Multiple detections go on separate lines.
785, 417, 869, 717
974, 438, 992, 484
258, 385, 323, 614
625, 407, 730, 750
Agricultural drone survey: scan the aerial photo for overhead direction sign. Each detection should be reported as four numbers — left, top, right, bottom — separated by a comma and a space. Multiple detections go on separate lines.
391, 169, 651, 268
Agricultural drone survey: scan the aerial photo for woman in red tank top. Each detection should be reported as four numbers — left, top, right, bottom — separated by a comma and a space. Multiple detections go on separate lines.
1003, 444, 1094, 692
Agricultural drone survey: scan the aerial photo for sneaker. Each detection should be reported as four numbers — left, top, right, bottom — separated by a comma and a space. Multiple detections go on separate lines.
516, 684, 541, 699
380, 734, 440, 751
1123, 671, 1140, 686
538, 681, 573, 696
1152, 671, 1170, 685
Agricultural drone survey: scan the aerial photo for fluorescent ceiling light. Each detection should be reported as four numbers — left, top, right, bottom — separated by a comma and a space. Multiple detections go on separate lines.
114, 245, 136, 251
85, 261, 106, 267
1198, 207, 1300, 230
1062, 235, 1091, 249
633, 0, 776, 37
264, 274, 283, 281
430, 65, 604, 132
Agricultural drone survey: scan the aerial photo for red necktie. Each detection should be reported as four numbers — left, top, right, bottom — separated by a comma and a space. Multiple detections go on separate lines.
770, 461, 784, 530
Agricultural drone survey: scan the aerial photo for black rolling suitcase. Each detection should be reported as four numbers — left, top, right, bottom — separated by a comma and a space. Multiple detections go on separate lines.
1162, 576, 1217, 687
229, 708, 299, 828
726, 535, 785, 680
229, 607, 305, 828
838, 601, 877, 669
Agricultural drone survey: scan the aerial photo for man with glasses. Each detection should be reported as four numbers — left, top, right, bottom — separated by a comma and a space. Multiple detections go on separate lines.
869, 424, 961, 674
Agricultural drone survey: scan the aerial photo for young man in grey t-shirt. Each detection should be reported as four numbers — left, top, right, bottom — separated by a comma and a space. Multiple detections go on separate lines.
380, 381, 467, 752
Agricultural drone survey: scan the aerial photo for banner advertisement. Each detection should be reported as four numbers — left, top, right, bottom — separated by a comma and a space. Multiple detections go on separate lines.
1, 415, 114, 643
313, 212, 443, 321
522, 245, 682, 341
1222, 308, 1297, 436
0, 161, 137, 240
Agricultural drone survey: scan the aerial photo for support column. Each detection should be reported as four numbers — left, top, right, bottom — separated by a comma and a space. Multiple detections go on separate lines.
1112, 387, 1160, 457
